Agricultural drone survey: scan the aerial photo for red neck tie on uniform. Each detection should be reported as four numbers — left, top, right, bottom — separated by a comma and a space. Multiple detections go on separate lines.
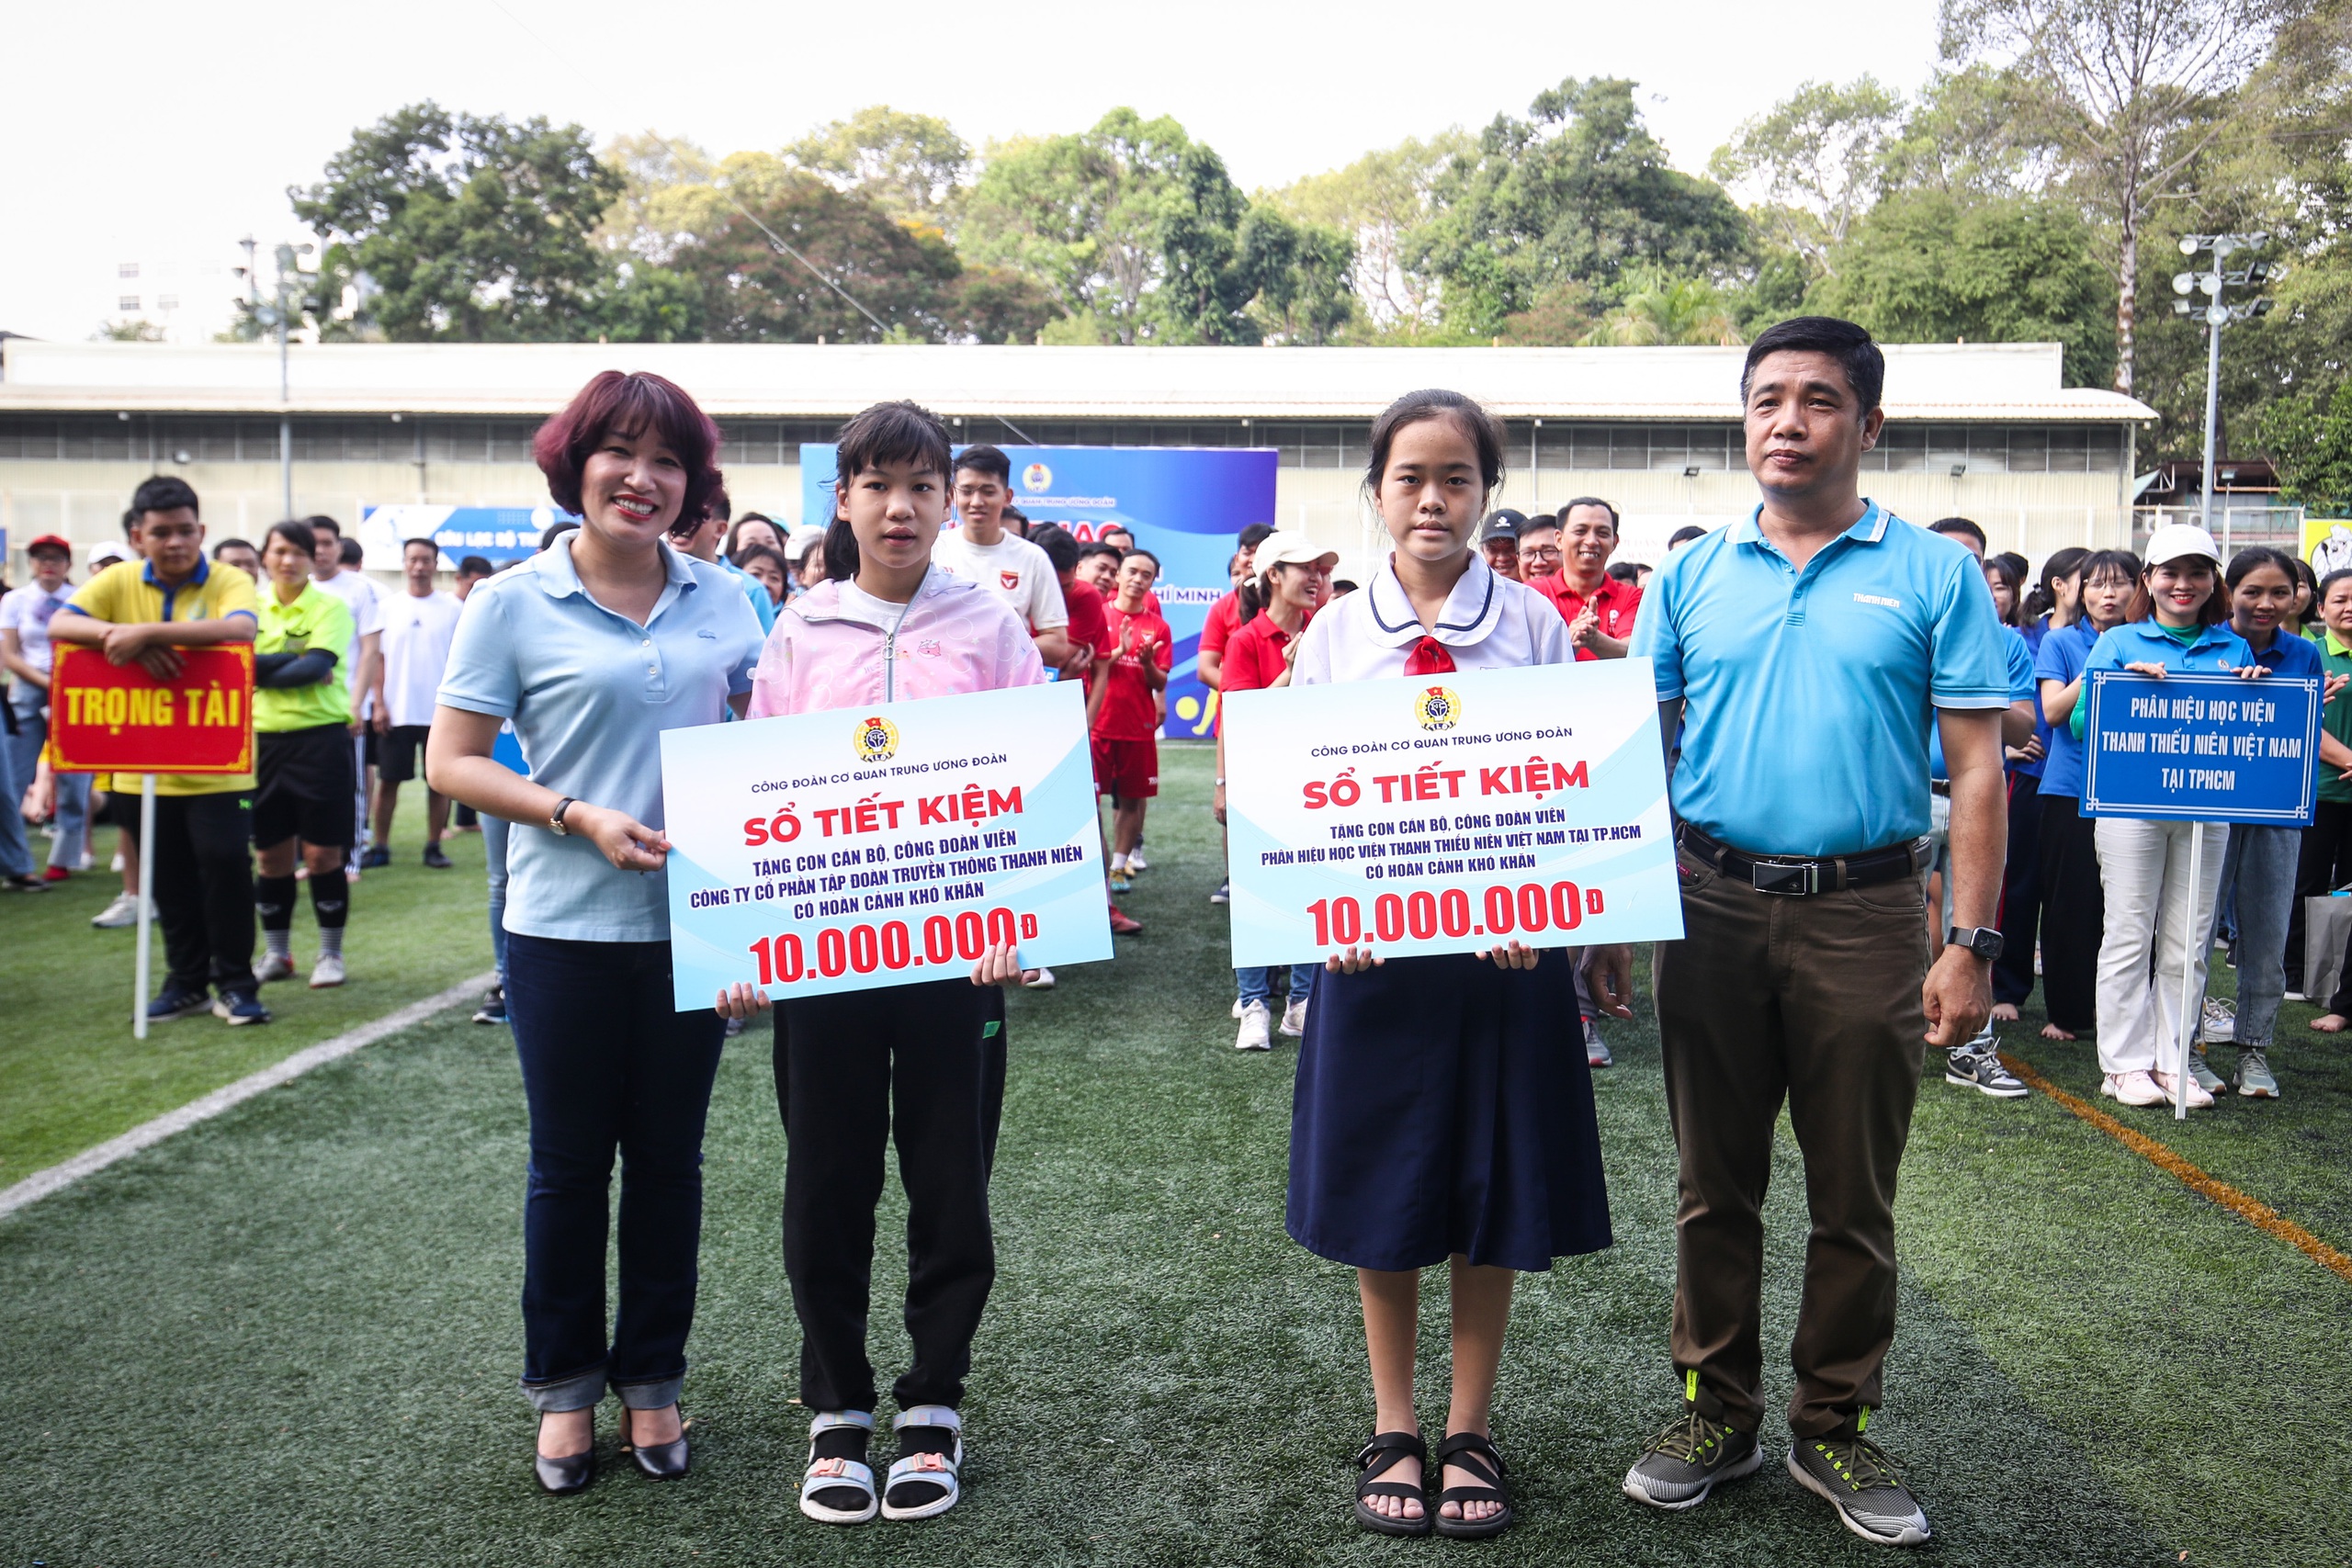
1404, 636, 1456, 675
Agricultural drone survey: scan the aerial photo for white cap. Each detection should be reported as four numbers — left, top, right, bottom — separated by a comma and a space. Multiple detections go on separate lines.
87, 540, 130, 567
1251, 529, 1339, 574
784, 527, 824, 564
2143, 522, 2222, 568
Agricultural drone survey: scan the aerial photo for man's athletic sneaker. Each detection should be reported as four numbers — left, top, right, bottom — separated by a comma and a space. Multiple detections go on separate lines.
2188, 1043, 2229, 1097
254, 953, 298, 985
422, 843, 453, 870
1944, 1030, 2027, 1098
2200, 997, 2235, 1043
213, 990, 273, 1026
146, 982, 214, 1022
472, 986, 508, 1025
1787, 1416, 1931, 1548
1126, 846, 1147, 873
1280, 996, 1307, 1037
1623, 1387, 1761, 1510
2235, 1047, 2279, 1099
1585, 1019, 1613, 1068
310, 954, 346, 988
1208, 879, 1229, 906
1109, 871, 1133, 893
358, 847, 391, 870
1235, 1000, 1272, 1052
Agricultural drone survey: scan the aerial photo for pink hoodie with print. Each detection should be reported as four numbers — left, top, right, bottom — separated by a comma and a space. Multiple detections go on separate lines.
747, 565, 1046, 718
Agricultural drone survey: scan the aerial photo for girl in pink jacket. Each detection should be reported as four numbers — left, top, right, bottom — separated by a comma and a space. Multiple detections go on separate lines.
721, 400, 1040, 1529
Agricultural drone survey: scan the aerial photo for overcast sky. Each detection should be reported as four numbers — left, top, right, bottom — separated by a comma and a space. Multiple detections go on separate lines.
1, 0, 1943, 344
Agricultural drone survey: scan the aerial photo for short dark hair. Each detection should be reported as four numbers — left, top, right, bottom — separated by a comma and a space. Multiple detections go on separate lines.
1741, 316, 1884, 415
120, 506, 140, 539
401, 536, 439, 558
2082, 548, 2142, 587
1364, 389, 1505, 503
209, 537, 254, 561
539, 520, 580, 551
1606, 560, 1642, 583
2320, 568, 2352, 602
2225, 545, 2299, 592
700, 482, 731, 526
1031, 525, 1080, 574
1238, 523, 1276, 549
532, 370, 725, 527
1929, 516, 1988, 554
1668, 525, 1707, 547
724, 513, 781, 559
458, 555, 494, 577
1099, 523, 1135, 543
1981, 553, 2026, 626
1121, 547, 1161, 573
339, 537, 364, 567
266, 519, 318, 558
305, 513, 342, 538
1078, 542, 1123, 565
130, 474, 199, 522
826, 400, 954, 581
734, 543, 789, 579
1561, 496, 1620, 531
953, 442, 1012, 484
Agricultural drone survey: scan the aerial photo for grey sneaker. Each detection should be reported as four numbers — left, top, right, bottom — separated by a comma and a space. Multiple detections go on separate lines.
1944, 1045, 2028, 1099
2188, 1043, 2228, 1097
2199, 997, 2235, 1043
1787, 1417, 1930, 1548
2235, 1046, 2279, 1099
1586, 1019, 1614, 1068
1622, 1385, 1760, 1510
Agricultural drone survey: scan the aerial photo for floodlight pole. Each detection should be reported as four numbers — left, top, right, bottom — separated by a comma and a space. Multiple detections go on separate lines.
2199, 273, 2223, 536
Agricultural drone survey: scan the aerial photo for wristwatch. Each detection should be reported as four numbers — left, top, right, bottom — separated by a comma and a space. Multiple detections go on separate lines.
549, 796, 578, 836
1947, 925, 2004, 963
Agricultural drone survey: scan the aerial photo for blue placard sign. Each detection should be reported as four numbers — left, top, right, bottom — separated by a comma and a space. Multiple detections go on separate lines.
2081, 671, 2321, 826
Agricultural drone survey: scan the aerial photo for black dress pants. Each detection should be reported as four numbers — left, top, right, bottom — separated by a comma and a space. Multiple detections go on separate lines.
152, 790, 254, 995
1994, 772, 2043, 1006
2036, 792, 2101, 1032
776, 977, 1002, 1414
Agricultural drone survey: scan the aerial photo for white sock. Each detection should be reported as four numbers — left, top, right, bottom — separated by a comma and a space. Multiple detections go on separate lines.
1111, 854, 1128, 873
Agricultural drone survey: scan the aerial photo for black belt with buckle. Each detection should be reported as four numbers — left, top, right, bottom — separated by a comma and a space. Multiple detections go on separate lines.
1676, 823, 1931, 897
1929, 778, 1951, 797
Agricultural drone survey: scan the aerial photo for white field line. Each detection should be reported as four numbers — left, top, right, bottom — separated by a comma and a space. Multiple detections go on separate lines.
0, 971, 496, 1220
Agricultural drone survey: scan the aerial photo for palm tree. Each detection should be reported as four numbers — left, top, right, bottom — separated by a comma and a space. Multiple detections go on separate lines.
1582, 271, 1745, 345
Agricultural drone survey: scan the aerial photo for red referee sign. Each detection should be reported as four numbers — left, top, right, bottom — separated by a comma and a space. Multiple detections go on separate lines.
49, 644, 255, 774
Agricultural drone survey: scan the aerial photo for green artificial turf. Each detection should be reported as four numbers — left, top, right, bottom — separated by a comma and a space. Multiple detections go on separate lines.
2, 743, 2346, 1565
0, 808, 494, 1185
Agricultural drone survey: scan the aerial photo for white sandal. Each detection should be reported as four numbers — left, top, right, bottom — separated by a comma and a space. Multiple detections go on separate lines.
880, 1404, 964, 1521
799, 1410, 878, 1525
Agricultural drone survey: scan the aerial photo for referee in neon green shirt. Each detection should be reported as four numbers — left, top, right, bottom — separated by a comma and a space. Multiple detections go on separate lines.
252, 519, 359, 990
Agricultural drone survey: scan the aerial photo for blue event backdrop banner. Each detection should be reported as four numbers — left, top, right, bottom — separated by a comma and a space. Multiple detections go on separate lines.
2081, 670, 2321, 827
801, 444, 1278, 741
359, 504, 578, 568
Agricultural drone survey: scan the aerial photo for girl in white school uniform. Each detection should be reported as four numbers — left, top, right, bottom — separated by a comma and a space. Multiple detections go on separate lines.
1286, 389, 1633, 1539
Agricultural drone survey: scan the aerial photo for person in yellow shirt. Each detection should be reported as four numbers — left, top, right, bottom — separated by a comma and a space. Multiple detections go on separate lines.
51, 476, 266, 1025
250, 519, 358, 991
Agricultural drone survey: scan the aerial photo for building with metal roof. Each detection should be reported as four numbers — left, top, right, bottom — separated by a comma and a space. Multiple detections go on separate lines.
0, 338, 2154, 578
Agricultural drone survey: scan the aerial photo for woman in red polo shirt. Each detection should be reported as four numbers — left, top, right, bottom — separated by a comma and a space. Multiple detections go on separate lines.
1216, 530, 1338, 1049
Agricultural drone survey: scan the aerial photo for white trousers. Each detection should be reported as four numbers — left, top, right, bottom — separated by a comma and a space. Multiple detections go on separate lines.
2093, 817, 2230, 1077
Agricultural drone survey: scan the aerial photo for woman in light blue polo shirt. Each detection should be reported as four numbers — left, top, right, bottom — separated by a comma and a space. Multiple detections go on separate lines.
426, 371, 764, 1495
2077, 525, 2262, 1111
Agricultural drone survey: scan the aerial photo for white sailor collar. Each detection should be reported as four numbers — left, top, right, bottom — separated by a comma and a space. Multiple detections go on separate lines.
1363, 553, 1504, 648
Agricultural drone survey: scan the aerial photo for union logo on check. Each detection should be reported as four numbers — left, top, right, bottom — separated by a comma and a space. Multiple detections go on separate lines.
1414, 685, 1463, 731
853, 715, 900, 761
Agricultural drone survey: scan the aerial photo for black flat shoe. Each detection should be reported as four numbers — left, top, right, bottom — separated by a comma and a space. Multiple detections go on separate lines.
623, 1407, 691, 1481
535, 1410, 596, 1495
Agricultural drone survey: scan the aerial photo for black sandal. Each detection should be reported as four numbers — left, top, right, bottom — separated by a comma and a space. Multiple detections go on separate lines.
1353, 1429, 1432, 1537
1432, 1430, 1513, 1539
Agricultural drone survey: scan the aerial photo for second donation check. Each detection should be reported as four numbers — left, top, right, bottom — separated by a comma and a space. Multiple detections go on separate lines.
1220, 660, 1685, 966
659, 682, 1113, 1008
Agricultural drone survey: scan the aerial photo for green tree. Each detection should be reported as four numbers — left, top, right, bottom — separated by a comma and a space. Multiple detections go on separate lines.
1937, 0, 2317, 394
1406, 77, 1752, 338
962, 108, 1259, 344
292, 101, 623, 341
1710, 77, 1905, 279
1236, 209, 1359, 344
786, 107, 971, 223
2259, 382, 2352, 513
1582, 270, 1747, 345
1261, 130, 1470, 333
674, 169, 961, 343
1810, 188, 2118, 386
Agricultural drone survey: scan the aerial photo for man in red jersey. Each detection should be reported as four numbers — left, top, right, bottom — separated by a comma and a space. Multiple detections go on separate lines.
1532, 496, 1641, 660
1094, 550, 1170, 894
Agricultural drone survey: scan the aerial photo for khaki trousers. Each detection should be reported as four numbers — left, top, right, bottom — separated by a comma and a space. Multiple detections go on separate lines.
1653, 842, 1929, 1438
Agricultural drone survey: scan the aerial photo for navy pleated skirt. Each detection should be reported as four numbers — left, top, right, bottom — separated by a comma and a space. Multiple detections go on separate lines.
1286, 951, 1611, 1273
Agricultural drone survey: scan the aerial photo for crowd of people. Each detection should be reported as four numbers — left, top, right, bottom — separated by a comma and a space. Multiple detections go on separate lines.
3, 312, 2327, 1551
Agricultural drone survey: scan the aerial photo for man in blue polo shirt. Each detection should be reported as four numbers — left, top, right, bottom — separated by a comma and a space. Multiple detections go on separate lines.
1621, 319, 2009, 1549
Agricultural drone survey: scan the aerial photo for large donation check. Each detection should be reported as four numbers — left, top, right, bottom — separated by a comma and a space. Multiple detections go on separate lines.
1220, 660, 1684, 966
660, 682, 1113, 1007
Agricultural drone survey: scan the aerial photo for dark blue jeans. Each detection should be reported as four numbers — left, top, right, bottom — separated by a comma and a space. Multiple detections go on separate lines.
506, 933, 726, 1413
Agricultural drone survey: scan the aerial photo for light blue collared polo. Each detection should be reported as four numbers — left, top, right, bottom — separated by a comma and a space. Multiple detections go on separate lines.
2081, 617, 2256, 682
1632, 501, 2010, 857
436, 534, 764, 943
